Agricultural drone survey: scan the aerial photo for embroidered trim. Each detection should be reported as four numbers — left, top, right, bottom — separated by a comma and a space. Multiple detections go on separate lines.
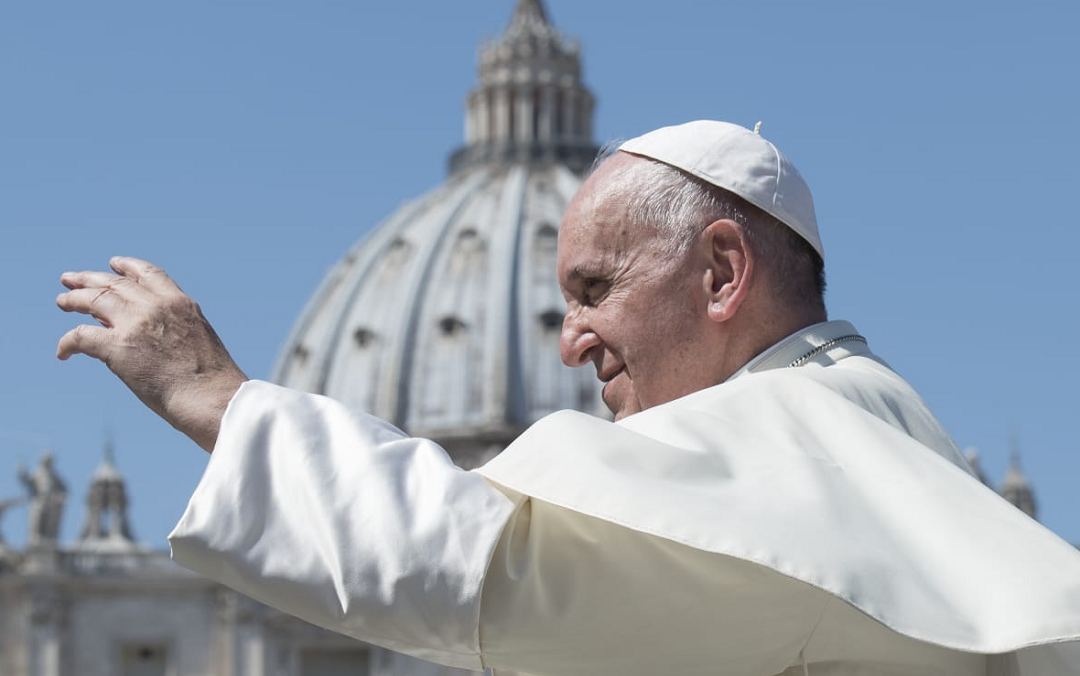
788, 335, 867, 369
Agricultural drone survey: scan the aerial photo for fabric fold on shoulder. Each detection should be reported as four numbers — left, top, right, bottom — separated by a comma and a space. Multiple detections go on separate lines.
477, 367, 1080, 655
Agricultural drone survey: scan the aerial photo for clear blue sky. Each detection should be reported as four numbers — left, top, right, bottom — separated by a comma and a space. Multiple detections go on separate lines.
2, 0, 1077, 549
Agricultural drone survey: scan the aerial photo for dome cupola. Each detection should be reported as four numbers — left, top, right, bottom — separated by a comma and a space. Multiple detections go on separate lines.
449, 0, 597, 174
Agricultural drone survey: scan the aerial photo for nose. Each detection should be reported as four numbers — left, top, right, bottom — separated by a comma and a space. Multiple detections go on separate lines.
559, 310, 601, 367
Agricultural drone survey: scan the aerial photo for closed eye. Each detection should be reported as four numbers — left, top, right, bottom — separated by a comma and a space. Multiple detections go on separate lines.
561, 264, 611, 307
580, 277, 609, 306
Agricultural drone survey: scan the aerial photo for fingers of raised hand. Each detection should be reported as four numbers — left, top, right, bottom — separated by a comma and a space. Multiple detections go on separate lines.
109, 256, 182, 294
59, 270, 122, 291
55, 286, 129, 326
56, 324, 113, 362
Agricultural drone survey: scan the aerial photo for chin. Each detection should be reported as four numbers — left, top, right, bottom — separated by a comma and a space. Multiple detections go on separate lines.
609, 400, 642, 422
602, 399, 626, 421
603, 382, 642, 421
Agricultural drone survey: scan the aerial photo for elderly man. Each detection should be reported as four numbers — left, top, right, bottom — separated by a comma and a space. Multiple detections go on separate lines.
57, 121, 1080, 675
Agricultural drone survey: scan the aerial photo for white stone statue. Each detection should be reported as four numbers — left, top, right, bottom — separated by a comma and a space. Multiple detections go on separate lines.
18, 452, 67, 547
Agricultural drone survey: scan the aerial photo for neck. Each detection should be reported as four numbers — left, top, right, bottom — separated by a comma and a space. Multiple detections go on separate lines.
716, 306, 827, 382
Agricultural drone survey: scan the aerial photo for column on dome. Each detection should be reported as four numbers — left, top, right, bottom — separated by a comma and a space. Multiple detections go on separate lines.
494, 87, 511, 144
538, 85, 555, 145
566, 88, 578, 141
473, 91, 490, 145
464, 93, 476, 145
553, 88, 565, 140
564, 87, 580, 143
516, 85, 534, 146
580, 92, 594, 142
530, 86, 542, 144
574, 88, 584, 142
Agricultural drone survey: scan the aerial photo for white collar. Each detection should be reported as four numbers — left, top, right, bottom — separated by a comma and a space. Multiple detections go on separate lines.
728, 320, 869, 381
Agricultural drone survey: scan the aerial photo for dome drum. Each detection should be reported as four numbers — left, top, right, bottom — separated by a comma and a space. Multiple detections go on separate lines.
448, 140, 598, 177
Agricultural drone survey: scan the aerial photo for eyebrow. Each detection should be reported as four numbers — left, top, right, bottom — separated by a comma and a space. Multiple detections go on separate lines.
565, 264, 604, 283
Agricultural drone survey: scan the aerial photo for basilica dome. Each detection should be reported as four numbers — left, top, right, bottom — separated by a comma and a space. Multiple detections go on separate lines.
272, 0, 605, 467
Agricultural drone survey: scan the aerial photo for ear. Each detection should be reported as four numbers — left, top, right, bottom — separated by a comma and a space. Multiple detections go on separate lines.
700, 219, 754, 323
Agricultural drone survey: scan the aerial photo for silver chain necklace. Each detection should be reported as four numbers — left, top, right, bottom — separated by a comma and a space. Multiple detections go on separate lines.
788, 334, 867, 368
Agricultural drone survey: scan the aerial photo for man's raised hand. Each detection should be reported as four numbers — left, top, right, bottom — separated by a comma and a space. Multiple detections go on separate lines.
56, 256, 247, 452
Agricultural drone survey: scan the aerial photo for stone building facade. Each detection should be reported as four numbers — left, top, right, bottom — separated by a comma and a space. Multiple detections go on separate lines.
0, 451, 463, 676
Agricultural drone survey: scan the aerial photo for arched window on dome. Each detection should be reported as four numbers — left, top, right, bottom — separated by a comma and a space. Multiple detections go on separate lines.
353, 327, 376, 349
533, 221, 557, 258
527, 222, 571, 417
535, 222, 558, 243
329, 238, 414, 415
448, 228, 485, 273
532, 307, 565, 414
416, 228, 489, 427
378, 238, 413, 283
531, 223, 560, 310
438, 316, 468, 337
344, 326, 383, 411
292, 344, 310, 365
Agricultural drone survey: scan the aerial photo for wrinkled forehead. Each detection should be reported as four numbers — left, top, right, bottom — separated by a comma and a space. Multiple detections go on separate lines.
559, 153, 641, 243
577, 151, 643, 210
558, 174, 622, 264
556, 154, 659, 281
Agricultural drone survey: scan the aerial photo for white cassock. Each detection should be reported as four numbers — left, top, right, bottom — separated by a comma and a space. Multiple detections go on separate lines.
169, 320, 1080, 676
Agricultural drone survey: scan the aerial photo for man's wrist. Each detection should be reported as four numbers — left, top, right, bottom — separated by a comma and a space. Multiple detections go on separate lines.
168, 369, 249, 453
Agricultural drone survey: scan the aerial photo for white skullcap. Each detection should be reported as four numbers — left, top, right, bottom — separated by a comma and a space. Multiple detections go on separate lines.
619, 120, 823, 259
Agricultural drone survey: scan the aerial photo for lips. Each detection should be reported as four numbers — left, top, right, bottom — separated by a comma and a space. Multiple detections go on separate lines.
598, 365, 624, 383
598, 365, 624, 405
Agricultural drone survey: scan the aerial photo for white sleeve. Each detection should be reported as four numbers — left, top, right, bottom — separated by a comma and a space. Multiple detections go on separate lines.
169, 380, 828, 676
168, 380, 518, 671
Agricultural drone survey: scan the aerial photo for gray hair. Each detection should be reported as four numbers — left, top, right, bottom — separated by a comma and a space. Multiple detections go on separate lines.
591, 149, 826, 312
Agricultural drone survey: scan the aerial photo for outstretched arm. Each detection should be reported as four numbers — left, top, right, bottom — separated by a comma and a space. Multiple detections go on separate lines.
55, 256, 248, 452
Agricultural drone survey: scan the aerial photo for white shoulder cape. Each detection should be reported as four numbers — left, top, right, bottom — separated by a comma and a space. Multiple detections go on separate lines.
478, 325, 1080, 658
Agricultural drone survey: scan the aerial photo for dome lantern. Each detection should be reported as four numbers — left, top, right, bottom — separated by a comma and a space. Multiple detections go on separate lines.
450, 0, 598, 174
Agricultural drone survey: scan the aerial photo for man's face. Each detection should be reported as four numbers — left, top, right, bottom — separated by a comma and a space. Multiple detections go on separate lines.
557, 155, 713, 420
